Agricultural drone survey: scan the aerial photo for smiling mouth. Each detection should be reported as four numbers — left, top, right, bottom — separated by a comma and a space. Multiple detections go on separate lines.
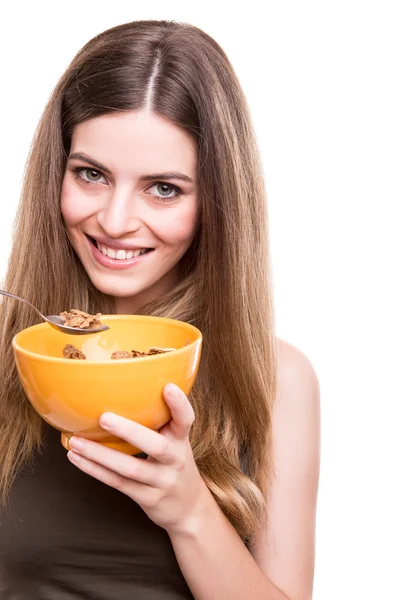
86, 235, 154, 261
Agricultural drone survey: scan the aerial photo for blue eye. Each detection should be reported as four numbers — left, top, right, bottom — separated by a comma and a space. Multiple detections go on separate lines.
72, 167, 108, 185
84, 169, 104, 182
149, 183, 183, 200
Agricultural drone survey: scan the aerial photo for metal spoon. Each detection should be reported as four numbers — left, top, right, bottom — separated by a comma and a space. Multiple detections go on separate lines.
0, 290, 109, 335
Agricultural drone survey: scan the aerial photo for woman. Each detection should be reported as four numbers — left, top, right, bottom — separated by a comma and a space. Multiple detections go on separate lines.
0, 20, 320, 600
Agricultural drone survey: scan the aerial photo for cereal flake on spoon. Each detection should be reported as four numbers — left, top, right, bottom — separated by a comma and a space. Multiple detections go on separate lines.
60, 309, 103, 330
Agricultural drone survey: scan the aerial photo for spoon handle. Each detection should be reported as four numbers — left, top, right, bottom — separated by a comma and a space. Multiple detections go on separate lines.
0, 289, 46, 322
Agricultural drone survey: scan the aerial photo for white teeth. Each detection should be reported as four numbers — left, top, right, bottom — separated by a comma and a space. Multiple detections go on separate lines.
95, 240, 151, 260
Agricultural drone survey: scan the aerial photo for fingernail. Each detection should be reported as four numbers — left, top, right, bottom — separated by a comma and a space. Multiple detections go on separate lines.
165, 383, 179, 398
100, 413, 117, 429
69, 436, 85, 450
68, 451, 81, 463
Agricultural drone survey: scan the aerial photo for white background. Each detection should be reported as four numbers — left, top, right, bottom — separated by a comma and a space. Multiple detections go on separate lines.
1, 2, 399, 598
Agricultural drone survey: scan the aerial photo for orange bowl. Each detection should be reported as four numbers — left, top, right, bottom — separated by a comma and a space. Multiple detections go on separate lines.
12, 315, 202, 454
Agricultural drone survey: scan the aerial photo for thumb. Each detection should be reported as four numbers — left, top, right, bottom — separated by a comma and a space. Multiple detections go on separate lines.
163, 383, 195, 440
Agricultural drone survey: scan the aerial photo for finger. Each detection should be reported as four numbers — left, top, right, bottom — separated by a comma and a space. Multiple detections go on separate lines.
163, 384, 195, 440
68, 436, 161, 486
99, 413, 175, 464
67, 450, 149, 500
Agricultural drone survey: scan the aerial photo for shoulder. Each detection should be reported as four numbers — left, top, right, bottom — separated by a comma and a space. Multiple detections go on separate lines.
275, 339, 320, 423
272, 338, 320, 481
277, 338, 319, 392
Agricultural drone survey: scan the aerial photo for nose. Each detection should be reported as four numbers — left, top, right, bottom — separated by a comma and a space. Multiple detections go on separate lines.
97, 187, 142, 238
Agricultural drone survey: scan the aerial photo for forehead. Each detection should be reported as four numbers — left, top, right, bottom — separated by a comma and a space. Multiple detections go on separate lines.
70, 110, 197, 176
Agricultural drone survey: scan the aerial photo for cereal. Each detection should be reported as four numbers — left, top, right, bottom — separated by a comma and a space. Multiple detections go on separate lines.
63, 344, 86, 360
130, 350, 148, 358
147, 347, 175, 355
62, 345, 178, 361
111, 347, 175, 360
59, 309, 189, 361
60, 309, 103, 330
111, 350, 136, 360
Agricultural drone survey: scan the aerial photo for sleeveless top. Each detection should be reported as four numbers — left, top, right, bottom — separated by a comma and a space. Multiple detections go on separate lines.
0, 425, 194, 599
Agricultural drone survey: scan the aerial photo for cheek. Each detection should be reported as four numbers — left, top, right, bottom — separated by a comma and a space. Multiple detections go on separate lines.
60, 178, 92, 227
154, 203, 199, 247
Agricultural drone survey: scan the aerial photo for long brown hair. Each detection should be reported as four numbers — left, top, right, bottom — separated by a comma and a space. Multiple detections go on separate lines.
0, 20, 276, 541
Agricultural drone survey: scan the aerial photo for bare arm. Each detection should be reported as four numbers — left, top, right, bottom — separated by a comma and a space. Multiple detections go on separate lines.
67, 340, 320, 600
169, 340, 320, 600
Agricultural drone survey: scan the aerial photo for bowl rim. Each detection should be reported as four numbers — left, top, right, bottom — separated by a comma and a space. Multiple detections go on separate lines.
12, 314, 202, 365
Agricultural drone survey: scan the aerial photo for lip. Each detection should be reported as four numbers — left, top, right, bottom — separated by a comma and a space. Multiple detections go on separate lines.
86, 235, 154, 271
88, 234, 152, 252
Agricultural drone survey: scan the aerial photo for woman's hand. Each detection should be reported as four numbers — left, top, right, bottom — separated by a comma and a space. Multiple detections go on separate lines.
67, 383, 210, 534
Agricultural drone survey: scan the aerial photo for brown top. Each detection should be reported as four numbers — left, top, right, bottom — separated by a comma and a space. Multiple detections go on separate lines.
0, 425, 194, 599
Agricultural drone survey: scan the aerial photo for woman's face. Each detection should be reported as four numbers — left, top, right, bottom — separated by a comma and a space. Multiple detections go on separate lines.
61, 110, 199, 312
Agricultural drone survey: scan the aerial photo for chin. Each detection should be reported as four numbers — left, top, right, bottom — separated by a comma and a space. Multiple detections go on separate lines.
82, 259, 179, 304
86, 275, 139, 299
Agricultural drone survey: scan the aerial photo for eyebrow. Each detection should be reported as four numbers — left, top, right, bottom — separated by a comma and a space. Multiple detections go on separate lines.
68, 152, 194, 183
